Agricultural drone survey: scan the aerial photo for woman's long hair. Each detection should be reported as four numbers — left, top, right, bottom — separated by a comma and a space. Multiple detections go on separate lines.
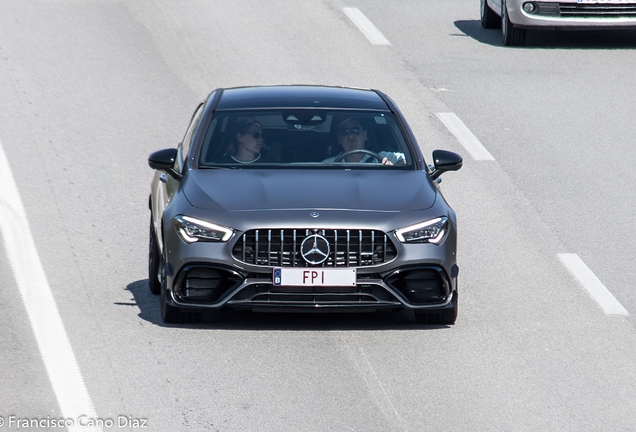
224, 117, 262, 156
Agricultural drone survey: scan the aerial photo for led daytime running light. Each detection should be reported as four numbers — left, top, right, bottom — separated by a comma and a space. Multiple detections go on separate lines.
395, 217, 448, 243
175, 215, 233, 243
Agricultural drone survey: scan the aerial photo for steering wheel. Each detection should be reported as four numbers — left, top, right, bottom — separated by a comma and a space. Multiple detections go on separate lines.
333, 149, 383, 163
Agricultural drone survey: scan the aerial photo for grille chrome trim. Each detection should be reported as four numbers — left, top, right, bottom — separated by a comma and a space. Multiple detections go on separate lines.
232, 228, 397, 267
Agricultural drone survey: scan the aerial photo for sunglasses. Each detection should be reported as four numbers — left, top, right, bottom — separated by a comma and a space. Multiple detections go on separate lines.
245, 130, 263, 139
337, 126, 362, 137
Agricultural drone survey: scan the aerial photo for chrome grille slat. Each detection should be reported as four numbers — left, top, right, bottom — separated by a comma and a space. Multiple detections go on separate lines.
383, 235, 387, 263
232, 228, 397, 267
371, 231, 375, 265
242, 233, 246, 262
280, 229, 284, 266
347, 230, 351, 266
358, 230, 362, 266
293, 230, 297, 267
255, 230, 260, 265
334, 230, 338, 267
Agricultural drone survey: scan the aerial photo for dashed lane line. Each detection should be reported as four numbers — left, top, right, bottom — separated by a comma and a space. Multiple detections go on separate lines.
558, 253, 629, 316
343, 7, 391, 46
436, 113, 495, 161
0, 140, 102, 432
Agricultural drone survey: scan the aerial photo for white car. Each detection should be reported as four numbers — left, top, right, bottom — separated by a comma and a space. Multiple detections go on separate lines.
481, 0, 636, 46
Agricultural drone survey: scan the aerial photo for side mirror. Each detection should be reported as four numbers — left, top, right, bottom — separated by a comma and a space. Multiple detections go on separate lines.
148, 148, 182, 179
430, 150, 462, 180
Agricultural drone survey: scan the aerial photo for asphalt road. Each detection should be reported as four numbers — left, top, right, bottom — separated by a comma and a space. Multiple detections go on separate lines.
1, 1, 635, 431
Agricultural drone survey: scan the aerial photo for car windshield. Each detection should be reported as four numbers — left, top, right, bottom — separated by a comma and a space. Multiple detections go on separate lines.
198, 110, 414, 168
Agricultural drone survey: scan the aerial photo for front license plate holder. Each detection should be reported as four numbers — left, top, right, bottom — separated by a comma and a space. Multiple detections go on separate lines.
273, 268, 356, 286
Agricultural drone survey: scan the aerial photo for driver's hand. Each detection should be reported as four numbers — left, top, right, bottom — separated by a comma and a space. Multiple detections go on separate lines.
382, 157, 393, 165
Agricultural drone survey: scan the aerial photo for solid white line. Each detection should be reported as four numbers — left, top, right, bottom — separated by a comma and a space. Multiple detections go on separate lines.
436, 113, 495, 161
343, 7, 391, 46
558, 253, 629, 316
0, 140, 102, 432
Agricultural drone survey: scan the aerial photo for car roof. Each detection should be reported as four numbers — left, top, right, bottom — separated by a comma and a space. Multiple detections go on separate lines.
214, 85, 390, 111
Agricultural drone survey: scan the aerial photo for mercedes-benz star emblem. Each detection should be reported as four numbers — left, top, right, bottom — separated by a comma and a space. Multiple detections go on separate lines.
310, 212, 319, 218
300, 234, 330, 265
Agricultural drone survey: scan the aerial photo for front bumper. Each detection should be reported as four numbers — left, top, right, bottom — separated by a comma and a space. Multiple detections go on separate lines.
163, 262, 459, 314
507, 0, 636, 29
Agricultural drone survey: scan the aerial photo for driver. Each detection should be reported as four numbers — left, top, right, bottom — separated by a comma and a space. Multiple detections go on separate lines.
323, 116, 405, 165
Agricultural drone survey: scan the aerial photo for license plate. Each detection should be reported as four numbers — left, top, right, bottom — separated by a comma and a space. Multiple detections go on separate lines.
272, 268, 356, 286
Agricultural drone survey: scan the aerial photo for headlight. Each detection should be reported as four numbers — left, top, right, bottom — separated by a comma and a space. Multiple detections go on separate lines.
395, 217, 449, 244
174, 215, 234, 243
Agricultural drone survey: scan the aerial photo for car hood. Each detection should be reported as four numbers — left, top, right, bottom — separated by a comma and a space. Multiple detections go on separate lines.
183, 169, 436, 212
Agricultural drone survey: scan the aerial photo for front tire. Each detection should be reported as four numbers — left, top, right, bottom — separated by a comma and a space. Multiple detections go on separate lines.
501, 0, 527, 46
148, 217, 161, 295
160, 277, 203, 324
414, 292, 458, 325
160, 278, 182, 323
481, 0, 500, 29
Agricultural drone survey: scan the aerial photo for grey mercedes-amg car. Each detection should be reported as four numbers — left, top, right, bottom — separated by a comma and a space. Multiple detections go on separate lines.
148, 85, 463, 324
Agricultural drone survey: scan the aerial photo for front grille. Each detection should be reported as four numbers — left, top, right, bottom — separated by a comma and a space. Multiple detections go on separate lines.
536, 2, 636, 18
232, 229, 397, 267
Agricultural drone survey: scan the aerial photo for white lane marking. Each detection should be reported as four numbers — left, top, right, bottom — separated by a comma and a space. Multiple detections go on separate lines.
558, 253, 629, 316
0, 140, 102, 432
343, 7, 391, 46
436, 113, 495, 161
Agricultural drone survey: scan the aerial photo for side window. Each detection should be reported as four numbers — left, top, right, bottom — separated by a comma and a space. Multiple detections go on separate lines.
175, 103, 205, 172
